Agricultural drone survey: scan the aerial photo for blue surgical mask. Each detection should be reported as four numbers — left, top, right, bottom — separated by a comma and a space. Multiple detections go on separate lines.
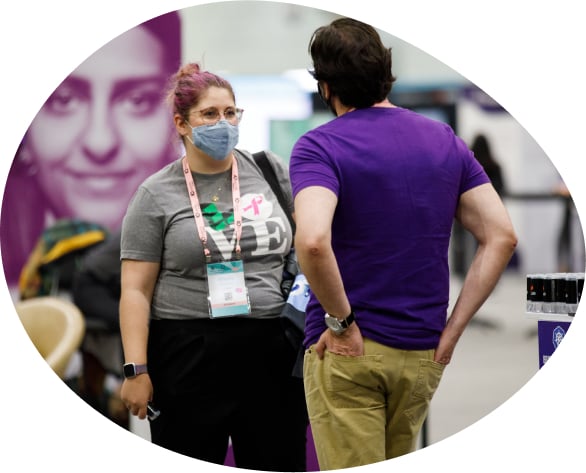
188, 120, 239, 161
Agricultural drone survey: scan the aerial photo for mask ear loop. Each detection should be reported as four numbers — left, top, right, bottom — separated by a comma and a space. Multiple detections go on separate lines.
185, 122, 195, 146
179, 118, 193, 147
317, 82, 337, 117
317, 83, 326, 102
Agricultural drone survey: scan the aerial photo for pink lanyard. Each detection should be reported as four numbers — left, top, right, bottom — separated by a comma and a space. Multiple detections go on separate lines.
182, 155, 243, 259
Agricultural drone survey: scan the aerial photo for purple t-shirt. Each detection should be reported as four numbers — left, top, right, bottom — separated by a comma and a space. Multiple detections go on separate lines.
290, 107, 489, 350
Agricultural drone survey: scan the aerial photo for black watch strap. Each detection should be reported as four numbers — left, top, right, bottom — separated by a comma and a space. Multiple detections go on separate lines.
340, 310, 355, 328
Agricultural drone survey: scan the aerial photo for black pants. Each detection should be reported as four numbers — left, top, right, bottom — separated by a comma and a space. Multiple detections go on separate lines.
148, 317, 308, 471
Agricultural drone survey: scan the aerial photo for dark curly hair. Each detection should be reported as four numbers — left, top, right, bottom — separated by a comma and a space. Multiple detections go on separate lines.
309, 18, 396, 109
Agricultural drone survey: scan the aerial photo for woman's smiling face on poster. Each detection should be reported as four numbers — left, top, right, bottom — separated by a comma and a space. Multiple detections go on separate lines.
25, 25, 176, 229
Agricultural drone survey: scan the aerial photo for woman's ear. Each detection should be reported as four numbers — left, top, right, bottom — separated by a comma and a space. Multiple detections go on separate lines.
174, 113, 189, 137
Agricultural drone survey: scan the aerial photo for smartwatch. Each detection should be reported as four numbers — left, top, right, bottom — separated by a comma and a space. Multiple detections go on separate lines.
123, 362, 148, 379
324, 310, 356, 335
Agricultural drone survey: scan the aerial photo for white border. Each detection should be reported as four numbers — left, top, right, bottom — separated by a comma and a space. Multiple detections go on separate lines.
1, 1, 584, 471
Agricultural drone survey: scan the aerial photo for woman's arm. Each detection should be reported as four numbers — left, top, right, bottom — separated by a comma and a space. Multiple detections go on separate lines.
119, 259, 160, 419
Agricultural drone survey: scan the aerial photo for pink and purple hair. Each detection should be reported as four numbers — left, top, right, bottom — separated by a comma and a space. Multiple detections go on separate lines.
168, 63, 236, 122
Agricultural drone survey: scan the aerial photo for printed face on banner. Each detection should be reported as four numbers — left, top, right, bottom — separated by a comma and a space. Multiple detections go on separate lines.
26, 27, 174, 228
1, 12, 180, 284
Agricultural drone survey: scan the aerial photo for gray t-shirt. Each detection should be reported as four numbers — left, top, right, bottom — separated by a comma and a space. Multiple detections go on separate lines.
121, 149, 293, 320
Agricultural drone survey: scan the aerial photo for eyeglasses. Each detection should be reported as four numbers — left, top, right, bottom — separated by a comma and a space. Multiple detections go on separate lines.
190, 107, 244, 125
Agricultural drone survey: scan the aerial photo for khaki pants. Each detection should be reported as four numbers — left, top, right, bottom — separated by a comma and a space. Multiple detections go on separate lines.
303, 338, 445, 470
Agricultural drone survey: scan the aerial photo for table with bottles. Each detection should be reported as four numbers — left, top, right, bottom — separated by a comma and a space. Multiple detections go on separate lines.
526, 272, 583, 368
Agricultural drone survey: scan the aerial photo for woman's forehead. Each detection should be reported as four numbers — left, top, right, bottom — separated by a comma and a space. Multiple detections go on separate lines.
71, 26, 166, 84
196, 86, 235, 107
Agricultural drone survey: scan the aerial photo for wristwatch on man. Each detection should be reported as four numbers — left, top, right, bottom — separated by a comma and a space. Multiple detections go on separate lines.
123, 362, 148, 379
324, 310, 356, 335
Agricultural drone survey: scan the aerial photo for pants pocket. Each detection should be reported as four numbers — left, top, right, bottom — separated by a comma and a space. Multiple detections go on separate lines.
404, 359, 445, 425
324, 351, 384, 409
412, 359, 445, 400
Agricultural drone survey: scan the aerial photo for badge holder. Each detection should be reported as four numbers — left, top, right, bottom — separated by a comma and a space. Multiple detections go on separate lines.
206, 260, 251, 318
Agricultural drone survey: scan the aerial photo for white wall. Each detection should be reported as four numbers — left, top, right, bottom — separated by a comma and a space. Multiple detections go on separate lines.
179, 3, 338, 75
178, 2, 467, 84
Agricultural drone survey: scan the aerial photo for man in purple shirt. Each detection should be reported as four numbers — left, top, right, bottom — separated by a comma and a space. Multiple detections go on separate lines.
290, 18, 517, 470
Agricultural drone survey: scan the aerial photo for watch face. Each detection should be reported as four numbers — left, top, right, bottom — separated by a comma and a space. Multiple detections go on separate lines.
325, 315, 344, 334
123, 363, 136, 378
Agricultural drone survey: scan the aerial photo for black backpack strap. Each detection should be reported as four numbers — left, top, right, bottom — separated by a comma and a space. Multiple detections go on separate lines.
252, 151, 295, 233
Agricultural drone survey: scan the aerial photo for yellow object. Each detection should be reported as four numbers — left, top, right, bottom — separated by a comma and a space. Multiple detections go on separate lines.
15, 297, 86, 379
17, 219, 108, 299
40, 230, 106, 266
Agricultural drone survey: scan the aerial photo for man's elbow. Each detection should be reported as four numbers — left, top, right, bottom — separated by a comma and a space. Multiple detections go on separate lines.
498, 227, 518, 258
295, 233, 330, 259
479, 224, 517, 257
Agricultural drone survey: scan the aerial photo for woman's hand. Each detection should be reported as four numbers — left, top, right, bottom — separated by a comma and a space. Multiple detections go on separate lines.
120, 374, 153, 420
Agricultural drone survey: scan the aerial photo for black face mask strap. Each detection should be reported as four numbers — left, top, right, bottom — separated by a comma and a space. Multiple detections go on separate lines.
317, 83, 337, 117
